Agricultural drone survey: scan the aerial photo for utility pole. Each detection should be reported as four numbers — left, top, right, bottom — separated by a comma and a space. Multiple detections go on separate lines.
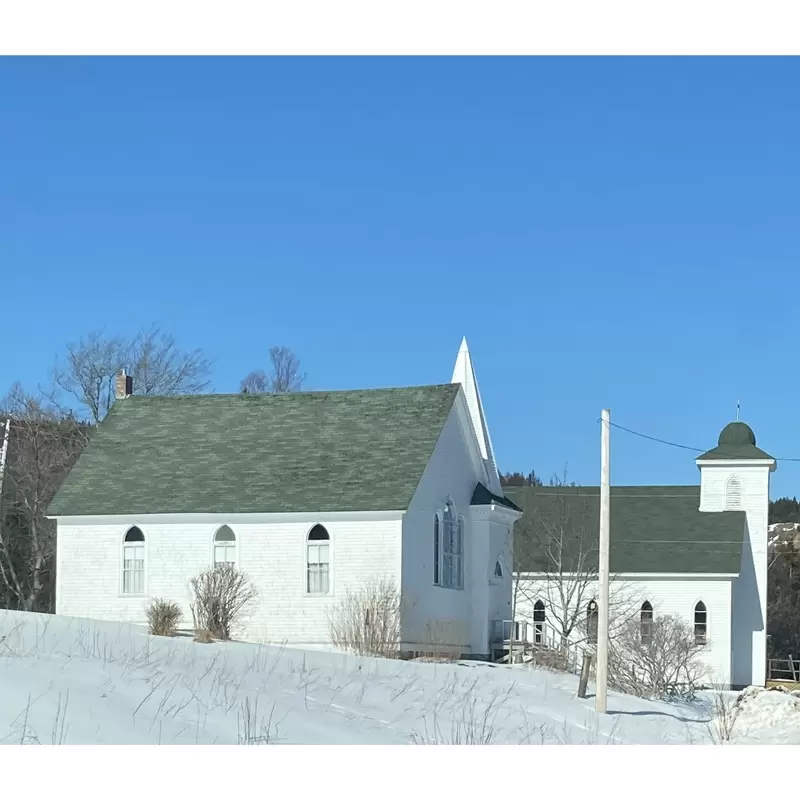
596, 408, 611, 714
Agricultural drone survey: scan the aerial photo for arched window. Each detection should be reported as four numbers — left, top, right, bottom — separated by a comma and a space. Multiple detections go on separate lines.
640, 601, 653, 646
122, 527, 145, 595
494, 560, 503, 578
213, 525, 236, 567
725, 476, 743, 510
587, 600, 598, 645
433, 514, 441, 585
533, 600, 546, 646
694, 601, 707, 645
307, 525, 330, 594
436, 500, 464, 590
455, 515, 465, 589
442, 500, 455, 587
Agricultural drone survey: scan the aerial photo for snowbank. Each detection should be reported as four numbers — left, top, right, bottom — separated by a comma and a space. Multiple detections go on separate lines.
728, 685, 800, 741
0, 610, 792, 744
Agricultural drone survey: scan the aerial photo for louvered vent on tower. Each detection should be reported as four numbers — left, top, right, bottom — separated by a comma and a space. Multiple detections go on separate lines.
725, 476, 743, 510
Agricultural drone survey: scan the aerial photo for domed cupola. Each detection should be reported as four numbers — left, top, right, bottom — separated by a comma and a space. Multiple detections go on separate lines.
718, 421, 757, 448
697, 421, 775, 463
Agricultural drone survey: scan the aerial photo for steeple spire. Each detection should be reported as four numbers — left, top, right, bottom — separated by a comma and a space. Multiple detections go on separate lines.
451, 337, 500, 492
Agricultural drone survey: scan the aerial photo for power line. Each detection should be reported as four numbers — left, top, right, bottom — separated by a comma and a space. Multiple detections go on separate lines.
600, 418, 800, 463
604, 421, 703, 452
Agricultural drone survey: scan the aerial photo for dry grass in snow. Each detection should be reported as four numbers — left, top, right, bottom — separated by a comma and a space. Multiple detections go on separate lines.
0, 610, 795, 745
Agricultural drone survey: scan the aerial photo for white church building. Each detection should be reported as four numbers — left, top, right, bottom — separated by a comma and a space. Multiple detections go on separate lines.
506, 421, 775, 689
48, 340, 520, 658
48, 337, 774, 687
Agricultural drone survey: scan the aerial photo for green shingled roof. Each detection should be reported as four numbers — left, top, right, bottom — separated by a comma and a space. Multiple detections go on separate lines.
48, 384, 460, 516
471, 482, 521, 512
504, 485, 745, 575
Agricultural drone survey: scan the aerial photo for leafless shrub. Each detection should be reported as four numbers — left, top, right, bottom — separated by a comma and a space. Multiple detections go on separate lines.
709, 687, 742, 743
189, 565, 258, 641
146, 598, 183, 637
608, 614, 708, 700
327, 579, 401, 658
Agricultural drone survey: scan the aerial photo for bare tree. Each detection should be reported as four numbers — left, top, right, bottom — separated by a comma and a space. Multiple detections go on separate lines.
241, 346, 305, 394
0, 384, 89, 612
240, 371, 269, 394
513, 477, 636, 653
52, 326, 212, 422
51, 330, 124, 423
126, 326, 212, 397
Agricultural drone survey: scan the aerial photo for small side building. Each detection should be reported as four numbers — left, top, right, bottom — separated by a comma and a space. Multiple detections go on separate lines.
507, 420, 775, 688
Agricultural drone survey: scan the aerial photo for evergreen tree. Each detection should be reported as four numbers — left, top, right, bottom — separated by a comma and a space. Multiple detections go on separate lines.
770, 496, 800, 525
499, 470, 543, 487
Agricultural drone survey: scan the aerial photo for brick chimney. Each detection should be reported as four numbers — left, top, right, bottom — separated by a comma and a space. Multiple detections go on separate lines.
115, 369, 133, 400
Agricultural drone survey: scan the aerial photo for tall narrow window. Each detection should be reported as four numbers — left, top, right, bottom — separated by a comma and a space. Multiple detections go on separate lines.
494, 560, 503, 578
694, 601, 707, 645
307, 525, 330, 594
433, 514, 441, 585
587, 600, 598, 645
214, 525, 236, 566
439, 501, 464, 589
533, 600, 546, 646
725, 476, 743, 510
640, 601, 653, 646
455, 515, 465, 589
442, 500, 455, 588
122, 527, 145, 595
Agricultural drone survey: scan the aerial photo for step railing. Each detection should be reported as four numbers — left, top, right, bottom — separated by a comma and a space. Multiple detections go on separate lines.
490, 618, 584, 673
768, 656, 800, 683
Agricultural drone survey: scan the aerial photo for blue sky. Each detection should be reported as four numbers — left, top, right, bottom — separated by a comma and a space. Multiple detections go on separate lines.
2, 57, 799, 496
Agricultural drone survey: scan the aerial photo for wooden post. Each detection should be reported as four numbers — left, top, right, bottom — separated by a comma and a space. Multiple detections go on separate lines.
596, 408, 611, 713
578, 651, 593, 699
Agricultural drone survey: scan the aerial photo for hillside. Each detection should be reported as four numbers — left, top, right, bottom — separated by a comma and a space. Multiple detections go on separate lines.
0, 610, 797, 744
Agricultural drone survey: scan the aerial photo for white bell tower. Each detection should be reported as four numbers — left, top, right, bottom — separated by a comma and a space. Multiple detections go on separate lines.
696, 421, 776, 687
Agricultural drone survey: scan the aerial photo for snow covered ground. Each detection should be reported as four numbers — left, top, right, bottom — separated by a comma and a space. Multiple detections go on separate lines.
0, 609, 795, 744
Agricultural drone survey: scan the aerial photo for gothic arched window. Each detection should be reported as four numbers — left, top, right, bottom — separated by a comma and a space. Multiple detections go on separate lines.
122, 527, 145, 595
533, 600, 546, 645
694, 601, 707, 645
587, 600, 598, 645
307, 525, 330, 594
438, 500, 464, 589
640, 601, 653, 645
213, 525, 236, 566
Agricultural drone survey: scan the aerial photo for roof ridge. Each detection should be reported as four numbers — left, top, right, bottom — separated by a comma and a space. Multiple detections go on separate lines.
122, 383, 457, 401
